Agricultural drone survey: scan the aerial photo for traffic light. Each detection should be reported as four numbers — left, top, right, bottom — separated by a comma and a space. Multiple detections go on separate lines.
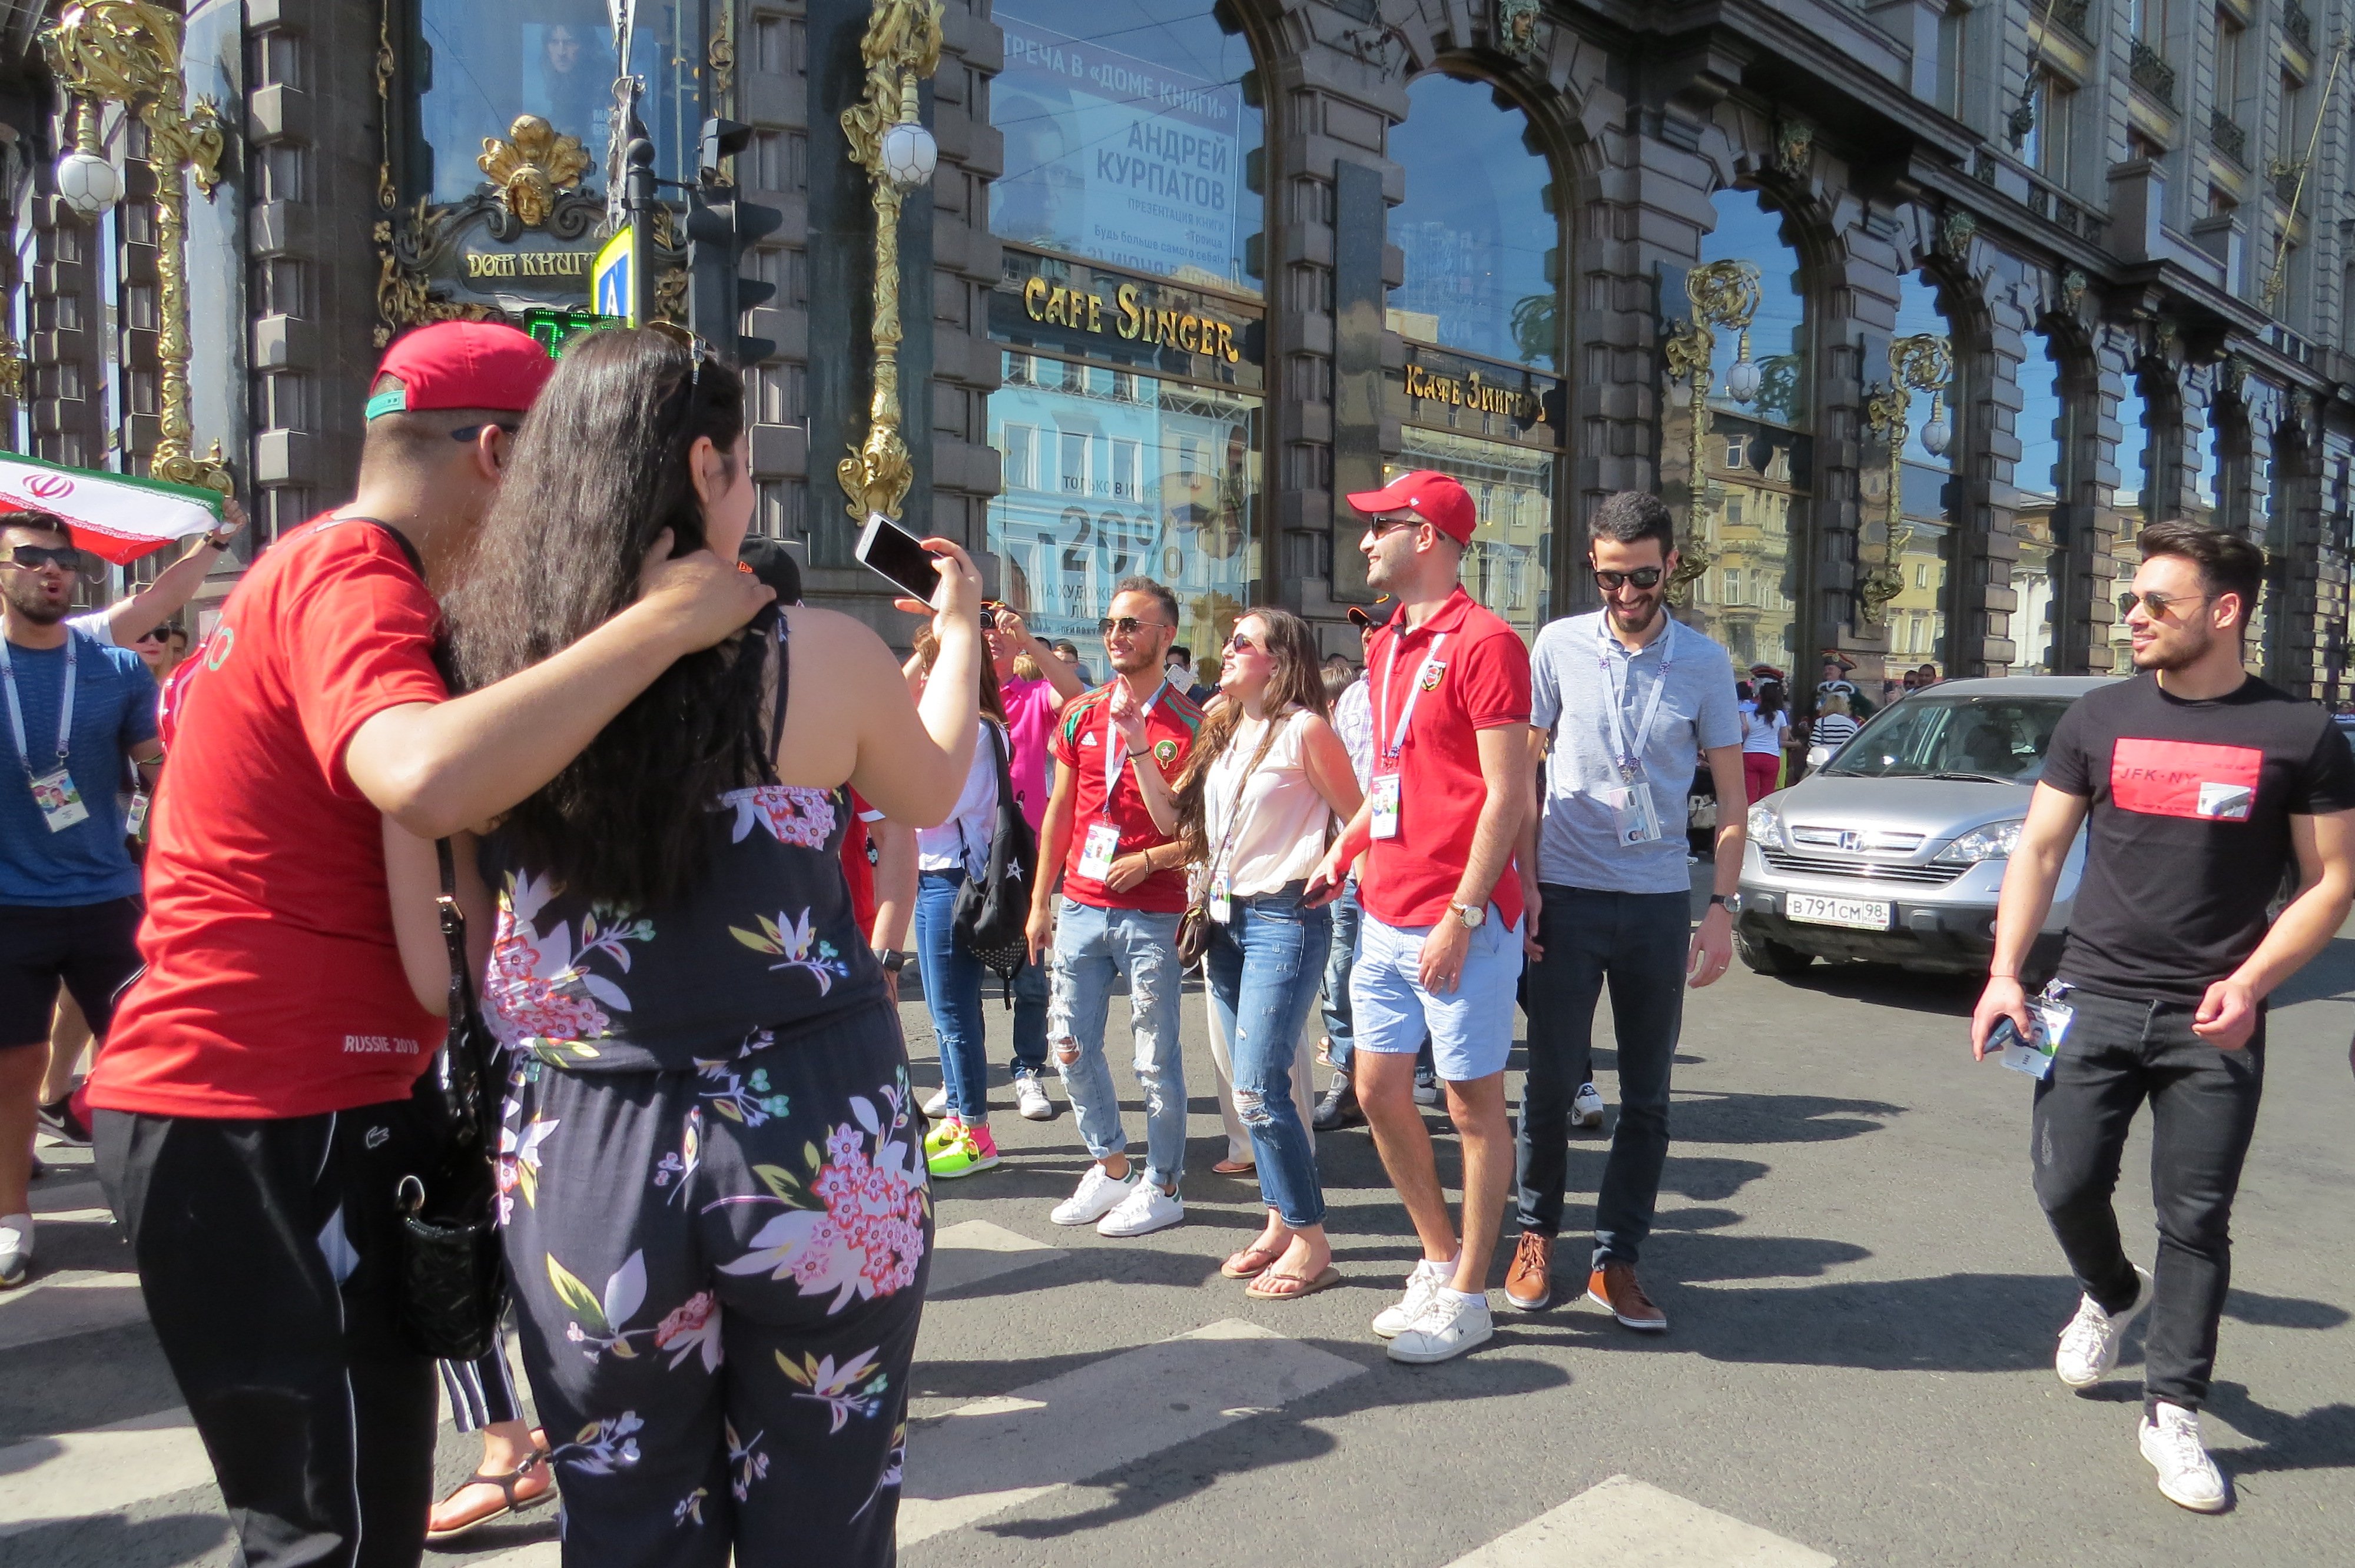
686, 117, 786, 365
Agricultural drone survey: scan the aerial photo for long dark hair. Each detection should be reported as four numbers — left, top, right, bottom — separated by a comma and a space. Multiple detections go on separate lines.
1753, 680, 1786, 721
1170, 606, 1329, 859
448, 328, 763, 909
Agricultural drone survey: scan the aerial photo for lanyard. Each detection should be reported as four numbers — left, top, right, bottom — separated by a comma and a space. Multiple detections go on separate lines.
1375, 630, 1450, 766
1597, 617, 1679, 781
0, 632, 74, 780
1104, 677, 1168, 810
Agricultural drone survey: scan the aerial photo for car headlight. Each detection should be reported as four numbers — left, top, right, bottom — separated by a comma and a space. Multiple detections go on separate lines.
1746, 802, 1783, 848
1934, 818, 2024, 865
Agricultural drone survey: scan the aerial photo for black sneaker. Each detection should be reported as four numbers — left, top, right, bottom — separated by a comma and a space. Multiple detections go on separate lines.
37, 1096, 92, 1147
1311, 1077, 1364, 1131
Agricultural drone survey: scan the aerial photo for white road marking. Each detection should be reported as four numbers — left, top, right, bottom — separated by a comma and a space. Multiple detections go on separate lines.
0, 1407, 212, 1540
1445, 1474, 1837, 1567
0, 1271, 147, 1351
897, 1317, 1364, 1545
926, 1218, 1066, 1295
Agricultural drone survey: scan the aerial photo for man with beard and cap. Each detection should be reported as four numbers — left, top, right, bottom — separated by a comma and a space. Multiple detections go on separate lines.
1971, 521, 2355, 1514
87, 321, 772, 1568
0, 511, 161, 1290
1303, 470, 1532, 1363
1502, 490, 1744, 1332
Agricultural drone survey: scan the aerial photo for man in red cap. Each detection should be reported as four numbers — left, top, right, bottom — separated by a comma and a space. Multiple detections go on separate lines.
89, 322, 772, 1568
1306, 468, 1532, 1364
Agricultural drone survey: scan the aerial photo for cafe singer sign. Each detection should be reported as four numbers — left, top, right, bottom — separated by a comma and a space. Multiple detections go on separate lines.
991, 246, 1263, 391
1392, 346, 1564, 450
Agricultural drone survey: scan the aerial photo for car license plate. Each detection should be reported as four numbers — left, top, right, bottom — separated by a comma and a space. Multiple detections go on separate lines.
1786, 893, 1892, 931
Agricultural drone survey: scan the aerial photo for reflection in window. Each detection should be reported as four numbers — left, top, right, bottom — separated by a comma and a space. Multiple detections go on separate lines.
2108, 370, 2153, 669
1387, 431, 1552, 642
1890, 273, 1953, 673
415, 2, 702, 204
988, 0, 1263, 294
988, 351, 1258, 656
2014, 334, 2066, 672
1707, 191, 1810, 430
1388, 74, 1558, 371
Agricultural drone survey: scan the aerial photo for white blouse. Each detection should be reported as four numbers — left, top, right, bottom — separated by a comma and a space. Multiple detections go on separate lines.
917, 722, 1002, 875
1202, 709, 1334, 898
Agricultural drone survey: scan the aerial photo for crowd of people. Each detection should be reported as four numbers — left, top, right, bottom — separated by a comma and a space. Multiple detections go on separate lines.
0, 316, 2345, 1566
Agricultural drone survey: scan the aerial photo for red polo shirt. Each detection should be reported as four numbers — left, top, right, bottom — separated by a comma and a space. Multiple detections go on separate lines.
1361, 587, 1532, 930
1049, 679, 1203, 913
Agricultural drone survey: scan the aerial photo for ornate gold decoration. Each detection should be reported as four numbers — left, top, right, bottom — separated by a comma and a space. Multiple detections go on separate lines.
1662, 260, 1763, 604
0, 337, 26, 402
478, 115, 592, 229
373, 205, 500, 347
1775, 118, 1813, 179
711, 4, 738, 110
838, 0, 946, 523
655, 265, 687, 326
375, 0, 397, 211
44, 1, 231, 495
1855, 334, 1952, 633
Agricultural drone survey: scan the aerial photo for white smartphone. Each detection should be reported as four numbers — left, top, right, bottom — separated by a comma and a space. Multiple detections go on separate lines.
853, 511, 940, 602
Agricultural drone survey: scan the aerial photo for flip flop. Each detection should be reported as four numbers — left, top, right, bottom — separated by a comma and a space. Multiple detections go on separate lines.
1211, 1157, 1256, 1175
1220, 1240, 1287, 1278
425, 1451, 556, 1543
1246, 1264, 1342, 1301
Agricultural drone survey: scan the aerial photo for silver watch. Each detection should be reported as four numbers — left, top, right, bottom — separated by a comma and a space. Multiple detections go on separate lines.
1450, 902, 1487, 931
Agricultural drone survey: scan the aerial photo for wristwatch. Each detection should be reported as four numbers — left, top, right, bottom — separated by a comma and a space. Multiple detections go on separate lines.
877, 949, 910, 975
1709, 893, 1741, 915
1449, 902, 1487, 931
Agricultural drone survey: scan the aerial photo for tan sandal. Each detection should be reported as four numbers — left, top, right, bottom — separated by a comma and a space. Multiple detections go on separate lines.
1211, 1157, 1256, 1175
1220, 1240, 1288, 1278
426, 1449, 555, 1543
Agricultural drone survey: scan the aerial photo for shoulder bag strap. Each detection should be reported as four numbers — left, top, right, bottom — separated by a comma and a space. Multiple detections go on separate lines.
434, 838, 489, 1058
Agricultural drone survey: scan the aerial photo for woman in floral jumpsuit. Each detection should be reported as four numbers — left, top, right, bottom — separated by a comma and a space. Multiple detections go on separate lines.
441, 328, 987, 1566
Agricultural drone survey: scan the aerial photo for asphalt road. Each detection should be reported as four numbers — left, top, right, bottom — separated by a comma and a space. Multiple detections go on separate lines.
7, 892, 2354, 1566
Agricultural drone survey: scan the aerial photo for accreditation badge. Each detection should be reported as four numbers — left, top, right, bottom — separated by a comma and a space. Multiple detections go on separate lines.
1078, 819, 1121, 881
29, 768, 88, 833
1600, 782, 1662, 846
1369, 773, 1401, 841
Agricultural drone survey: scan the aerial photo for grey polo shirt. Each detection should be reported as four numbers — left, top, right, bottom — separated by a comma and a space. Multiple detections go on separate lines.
1530, 610, 1742, 894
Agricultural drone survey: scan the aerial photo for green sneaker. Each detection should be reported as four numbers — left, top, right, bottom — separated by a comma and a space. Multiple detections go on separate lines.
927, 1123, 1001, 1180
923, 1114, 963, 1156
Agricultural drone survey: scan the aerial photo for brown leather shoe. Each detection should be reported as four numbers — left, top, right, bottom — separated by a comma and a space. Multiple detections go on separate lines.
1586, 1261, 1667, 1331
1503, 1230, 1553, 1311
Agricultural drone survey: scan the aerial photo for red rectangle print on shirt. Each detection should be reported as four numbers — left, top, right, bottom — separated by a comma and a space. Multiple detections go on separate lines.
2109, 737, 2262, 821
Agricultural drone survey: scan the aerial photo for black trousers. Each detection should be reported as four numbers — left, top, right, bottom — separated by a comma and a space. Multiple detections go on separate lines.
2031, 985, 2266, 1412
1513, 884, 1690, 1266
95, 1099, 440, 1568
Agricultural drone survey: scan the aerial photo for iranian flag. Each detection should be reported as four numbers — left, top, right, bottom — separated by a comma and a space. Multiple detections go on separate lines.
0, 454, 224, 566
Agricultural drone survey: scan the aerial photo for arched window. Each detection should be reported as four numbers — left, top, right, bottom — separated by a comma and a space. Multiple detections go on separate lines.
2105, 366, 2153, 670
984, 0, 1266, 656
1889, 274, 1955, 673
1385, 73, 1564, 640
1679, 189, 1809, 673
2014, 333, 2067, 672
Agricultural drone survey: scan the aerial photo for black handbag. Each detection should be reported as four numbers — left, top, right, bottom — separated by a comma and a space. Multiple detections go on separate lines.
394, 838, 508, 1361
953, 722, 1040, 1004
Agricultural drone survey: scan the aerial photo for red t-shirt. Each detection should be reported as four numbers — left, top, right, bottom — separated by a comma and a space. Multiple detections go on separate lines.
1361, 587, 1533, 930
92, 516, 453, 1119
841, 789, 884, 935
1048, 680, 1202, 913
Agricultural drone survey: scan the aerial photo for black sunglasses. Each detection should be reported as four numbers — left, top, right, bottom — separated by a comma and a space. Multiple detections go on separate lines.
1226, 631, 1260, 655
2, 543, 96, 578
1364, 517, 1422, 540
2118, 589, 2211, 619
449, 421, 522, 443
1098, 616, 1169, 637
1593, 566, 1664, 590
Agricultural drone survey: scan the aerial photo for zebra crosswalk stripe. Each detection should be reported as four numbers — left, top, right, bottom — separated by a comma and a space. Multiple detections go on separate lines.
1442, 1474, 1837, 1568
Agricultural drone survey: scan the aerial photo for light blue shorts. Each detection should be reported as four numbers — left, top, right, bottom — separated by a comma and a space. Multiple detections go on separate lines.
1349, 911, 1524, 1082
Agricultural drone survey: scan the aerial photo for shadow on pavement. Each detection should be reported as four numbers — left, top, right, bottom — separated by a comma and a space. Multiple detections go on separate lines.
1663, 1090, 1903, 1145
1764, 962, 1981, 1015
1656, 1234, 1875, 1283
2221, 1288, 2351, 1330
0, 1510, 228, 1568
1675, 1271, 2097, 1373
2204, 1383, 2355, 1475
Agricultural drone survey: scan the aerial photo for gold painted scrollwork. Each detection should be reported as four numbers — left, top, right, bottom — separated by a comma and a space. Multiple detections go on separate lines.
1663, 261, 1762, 604
0, 337, 26, 402
1856, 334, 1951, 634
479, 115, 593, 229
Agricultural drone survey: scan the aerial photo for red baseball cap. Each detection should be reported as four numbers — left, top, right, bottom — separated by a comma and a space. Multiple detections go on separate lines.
1346, 469, 1476, 545
366, 321, 554, 420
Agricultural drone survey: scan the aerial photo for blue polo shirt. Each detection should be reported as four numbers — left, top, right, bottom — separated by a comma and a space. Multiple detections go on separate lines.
0, 627, 157, 906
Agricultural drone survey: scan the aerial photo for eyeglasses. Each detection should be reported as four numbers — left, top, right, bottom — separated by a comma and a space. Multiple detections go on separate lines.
1225, 632, 1261, 655
1, 544, 95, 577
1593, 566, 1664, 590
449, 421, 522, 443
1364, 517, 1422, 540
1097, 616, 1170, 638
2119, 589, 2211, 619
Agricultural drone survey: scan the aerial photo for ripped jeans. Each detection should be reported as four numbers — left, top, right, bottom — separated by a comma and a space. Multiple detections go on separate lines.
1203, 883, 1331, 1227
1048, 898, 1189, 1191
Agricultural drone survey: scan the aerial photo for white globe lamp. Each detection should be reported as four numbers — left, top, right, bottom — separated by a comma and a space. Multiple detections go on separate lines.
879, 118, 937, 190
1726, 356, 1760, 404
1920, 398, 1952, 457
56, 147, 120, 218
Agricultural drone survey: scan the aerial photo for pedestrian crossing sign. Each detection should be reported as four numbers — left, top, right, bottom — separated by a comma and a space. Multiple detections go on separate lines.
592, 228, 636, 325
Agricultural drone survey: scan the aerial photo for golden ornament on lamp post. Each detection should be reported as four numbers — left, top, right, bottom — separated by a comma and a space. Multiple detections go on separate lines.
43, 1, 232, 496
837, 0, 944, 523
1660, 258, 1763, 604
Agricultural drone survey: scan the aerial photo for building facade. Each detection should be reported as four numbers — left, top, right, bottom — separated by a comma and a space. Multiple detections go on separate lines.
4, 0, 2351, 699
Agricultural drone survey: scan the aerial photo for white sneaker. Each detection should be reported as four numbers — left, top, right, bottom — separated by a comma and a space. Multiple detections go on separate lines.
0, 1214, 29, 1291
2055, 1264, 2154, 1388
922, 1085, 950, 1118
2141, 1402, 2230, 1513
1049, 1164, 1135, 1226
1014, 1075, 1054, 1121
1372, 1260, 1450, 1338
1097, 1181, 1183, 1238
1387, 1290, 1494, 1364
1571, 1082, 1606, 1128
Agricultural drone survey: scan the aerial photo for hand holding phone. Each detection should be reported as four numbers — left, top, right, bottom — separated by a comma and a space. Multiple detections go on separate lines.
854, 512, 982, 627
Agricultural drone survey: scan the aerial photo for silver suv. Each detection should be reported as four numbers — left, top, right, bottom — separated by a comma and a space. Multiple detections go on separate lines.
1735, 676, 2111, 980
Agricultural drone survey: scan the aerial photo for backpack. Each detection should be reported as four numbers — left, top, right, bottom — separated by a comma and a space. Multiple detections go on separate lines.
953, 722, 1040, 1004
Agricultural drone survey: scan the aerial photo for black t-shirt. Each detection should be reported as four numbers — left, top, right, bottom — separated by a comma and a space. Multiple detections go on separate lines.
2042, 672, 2355, 1001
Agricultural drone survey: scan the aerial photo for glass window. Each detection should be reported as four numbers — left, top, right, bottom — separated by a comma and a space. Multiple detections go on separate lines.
1381, 431, 1553, 642
1887, 274, 1955, 674
2107, 368, 2153, 669
2014, 334, 2066, 672
2021, 72, 2075, 182
1822, 692, 2077, 783
1388, 75, 1558, 372
989, 0, 1263, 295
414, 2, 703, 204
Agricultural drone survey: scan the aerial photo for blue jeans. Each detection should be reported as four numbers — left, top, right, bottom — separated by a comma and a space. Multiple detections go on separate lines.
1009, 956, 1047, 1080
1319, 879, 1362, 1073
1204, 885, 1332, 1228
1049, 898, 1188, 1190
915, 870, 989, 1122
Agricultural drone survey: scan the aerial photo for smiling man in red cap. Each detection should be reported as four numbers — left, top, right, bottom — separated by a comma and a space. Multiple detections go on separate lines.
1306, 467, 1532, 1363
88, 321, 772, 1568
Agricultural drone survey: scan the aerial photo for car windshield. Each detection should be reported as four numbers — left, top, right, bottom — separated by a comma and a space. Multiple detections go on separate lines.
1820, 693, 2077, 783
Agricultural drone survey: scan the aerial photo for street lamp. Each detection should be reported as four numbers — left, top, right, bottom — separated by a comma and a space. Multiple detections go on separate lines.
836, 0, 944, 524
1858, 333, 1955, 632
44, 2, 231, 495
1658, 258, 1764, 602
